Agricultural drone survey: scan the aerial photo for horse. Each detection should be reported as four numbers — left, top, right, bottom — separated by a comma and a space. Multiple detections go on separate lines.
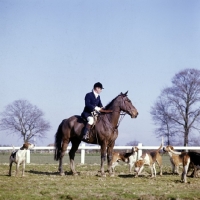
54, 91, 138, 177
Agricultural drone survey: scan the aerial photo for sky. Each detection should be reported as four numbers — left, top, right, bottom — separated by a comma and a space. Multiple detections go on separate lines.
0, 0, 200, 146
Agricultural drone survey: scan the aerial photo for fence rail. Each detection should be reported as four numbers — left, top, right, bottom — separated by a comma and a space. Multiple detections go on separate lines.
1, 143, 200, 164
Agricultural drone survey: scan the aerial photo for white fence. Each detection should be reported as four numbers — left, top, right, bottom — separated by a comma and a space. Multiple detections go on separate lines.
1, 143, 200, 164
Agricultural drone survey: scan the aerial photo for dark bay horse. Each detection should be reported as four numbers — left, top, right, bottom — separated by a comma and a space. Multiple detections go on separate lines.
54, 91, 138, 176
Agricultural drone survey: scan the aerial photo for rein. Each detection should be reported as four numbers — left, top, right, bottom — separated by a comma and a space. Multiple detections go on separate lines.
116, 111, 126, 129
113, 95, 129, 129
102, 95, 129, 130
95, 94, 130, 145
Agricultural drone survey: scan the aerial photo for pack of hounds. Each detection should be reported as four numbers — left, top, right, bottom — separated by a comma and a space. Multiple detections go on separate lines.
8, 142, 200, 183
111, 141, 200, 183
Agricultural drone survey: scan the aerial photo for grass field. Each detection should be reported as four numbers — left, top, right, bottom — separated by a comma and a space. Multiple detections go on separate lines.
0, 153, 200, 200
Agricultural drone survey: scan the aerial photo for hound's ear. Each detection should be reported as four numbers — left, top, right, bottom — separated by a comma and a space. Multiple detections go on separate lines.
20, 144, 26, 150
24, 143, 29, 149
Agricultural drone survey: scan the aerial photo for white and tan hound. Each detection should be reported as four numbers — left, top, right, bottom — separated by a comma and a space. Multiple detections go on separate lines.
9, 142, 35, 176
134, 143, 163, 178
163, 145, 183, 175
168, 147, 200, 183
111, 147, 138, 172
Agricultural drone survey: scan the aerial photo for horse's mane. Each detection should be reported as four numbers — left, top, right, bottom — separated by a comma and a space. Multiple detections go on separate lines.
104, 92, 128, 110
104, 94, 121, 110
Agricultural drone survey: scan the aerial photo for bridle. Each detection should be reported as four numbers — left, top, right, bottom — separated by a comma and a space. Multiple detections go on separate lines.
95, 94, 134, 144
115, 95, 130, 128
105, 95, 133, 129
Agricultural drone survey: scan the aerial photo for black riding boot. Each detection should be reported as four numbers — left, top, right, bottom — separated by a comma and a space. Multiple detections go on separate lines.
82, 124, 91, 141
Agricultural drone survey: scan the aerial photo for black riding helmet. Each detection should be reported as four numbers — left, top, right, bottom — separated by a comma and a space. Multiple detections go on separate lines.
93, 82, 104, 89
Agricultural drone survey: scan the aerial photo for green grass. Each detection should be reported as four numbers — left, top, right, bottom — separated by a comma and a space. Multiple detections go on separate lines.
0, 153, 200, 200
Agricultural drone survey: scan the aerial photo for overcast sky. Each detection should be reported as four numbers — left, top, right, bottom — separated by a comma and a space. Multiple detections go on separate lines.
0, 0, 200, 146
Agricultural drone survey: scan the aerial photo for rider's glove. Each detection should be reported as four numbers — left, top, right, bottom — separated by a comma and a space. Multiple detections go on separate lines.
95, 106, 101, 112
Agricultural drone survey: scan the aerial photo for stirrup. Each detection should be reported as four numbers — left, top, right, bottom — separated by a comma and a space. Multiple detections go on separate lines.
82, 133, 89, 141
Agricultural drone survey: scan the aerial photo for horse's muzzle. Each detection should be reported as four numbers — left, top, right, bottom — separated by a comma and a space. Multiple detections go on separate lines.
132, 112, 138, 118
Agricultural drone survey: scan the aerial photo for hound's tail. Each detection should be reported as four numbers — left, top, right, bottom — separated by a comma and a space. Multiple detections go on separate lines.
157, 137, 164, 152
54, 120, 64, 161
168, 147, 182, 155
12, 145, 15, 151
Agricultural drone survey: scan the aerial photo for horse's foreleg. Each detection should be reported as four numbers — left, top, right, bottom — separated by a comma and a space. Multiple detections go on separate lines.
69, 140, 81, 175
107, 144, 114, 177
58, 158, 63, 175
100, 144, 107, 177
59, 141, 68, 176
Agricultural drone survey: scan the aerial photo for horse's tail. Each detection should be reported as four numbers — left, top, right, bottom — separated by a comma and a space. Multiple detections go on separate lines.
54, 120, 64, 161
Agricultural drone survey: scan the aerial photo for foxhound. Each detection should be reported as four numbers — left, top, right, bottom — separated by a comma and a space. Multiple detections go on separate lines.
168, 147, 200, 183
111, 147, 138, 172
9, 142, 35, 176
163, 145, 183, 175
134, 143, 163, 177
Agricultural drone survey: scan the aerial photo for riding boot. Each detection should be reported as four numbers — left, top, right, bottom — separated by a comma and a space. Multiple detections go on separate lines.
82, 124, 91, 141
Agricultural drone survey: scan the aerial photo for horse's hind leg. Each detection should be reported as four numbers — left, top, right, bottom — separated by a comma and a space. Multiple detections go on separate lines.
59, 141, 69, 176
69, 139, 81, 175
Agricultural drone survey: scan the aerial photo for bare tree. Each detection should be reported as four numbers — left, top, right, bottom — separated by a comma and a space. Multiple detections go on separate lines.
0, 100, 51, 143
151, 68, 200, 146
151, 95, 178, 145
126, 140, 140, 146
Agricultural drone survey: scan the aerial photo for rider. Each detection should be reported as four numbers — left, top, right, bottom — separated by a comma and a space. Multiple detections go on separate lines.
81, 82, 104, 141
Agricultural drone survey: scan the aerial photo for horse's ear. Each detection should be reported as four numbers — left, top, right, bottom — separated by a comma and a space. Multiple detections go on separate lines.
124, 91, 128, 96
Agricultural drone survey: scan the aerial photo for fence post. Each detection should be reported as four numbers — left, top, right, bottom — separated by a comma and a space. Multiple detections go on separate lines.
26, 150, 30, 164
185, 144, 188, 152
137, 143, 142, 159
81, 143, 85, 164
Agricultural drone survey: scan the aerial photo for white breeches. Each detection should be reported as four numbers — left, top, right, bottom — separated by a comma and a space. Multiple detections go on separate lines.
87, 116, 94, 125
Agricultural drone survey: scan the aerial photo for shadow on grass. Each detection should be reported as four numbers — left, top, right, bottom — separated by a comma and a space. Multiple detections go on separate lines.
0, 174, 11, 177
27, 170, 80, 176
118, 173, 173, 179
173, 179, 183, 183
27, 170, 59, 175
162, 171, 176, 175
118, 174, 136, 178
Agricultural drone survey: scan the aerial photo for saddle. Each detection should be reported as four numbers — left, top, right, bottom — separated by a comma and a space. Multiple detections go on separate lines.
81, 109, 113, 141
91, 111, 99, 128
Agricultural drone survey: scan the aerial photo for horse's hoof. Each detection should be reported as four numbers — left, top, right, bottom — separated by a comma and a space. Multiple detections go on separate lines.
110, 173, 115, 177
60, 172, 65, 176
101, 173, 106, 177
73, 172, 78, 176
